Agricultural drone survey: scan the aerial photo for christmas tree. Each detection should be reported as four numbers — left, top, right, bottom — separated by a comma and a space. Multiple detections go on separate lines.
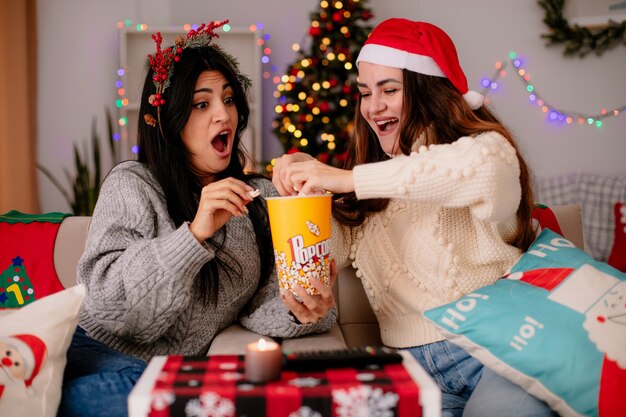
0, 256, 36, 308
271, 0, 374, 169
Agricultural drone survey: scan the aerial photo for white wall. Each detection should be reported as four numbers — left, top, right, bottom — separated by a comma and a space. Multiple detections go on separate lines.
37, 0, 626, 212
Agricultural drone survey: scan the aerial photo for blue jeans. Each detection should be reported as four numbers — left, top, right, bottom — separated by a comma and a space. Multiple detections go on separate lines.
57, 327, 147, 417
405, 340, 556, 417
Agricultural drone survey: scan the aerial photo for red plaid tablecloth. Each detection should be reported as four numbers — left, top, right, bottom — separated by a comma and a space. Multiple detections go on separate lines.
129, 351, 440, 417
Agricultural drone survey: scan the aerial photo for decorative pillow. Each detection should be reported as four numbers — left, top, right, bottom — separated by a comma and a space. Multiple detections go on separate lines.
607, 202, 625, 272
424, 229, 625, 417
0, 211, 72, 307
0, 285, 85, 417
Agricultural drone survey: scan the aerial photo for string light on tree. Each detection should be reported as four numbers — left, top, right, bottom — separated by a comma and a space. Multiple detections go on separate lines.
271, 0, 374, 172
480, 52, 625, 128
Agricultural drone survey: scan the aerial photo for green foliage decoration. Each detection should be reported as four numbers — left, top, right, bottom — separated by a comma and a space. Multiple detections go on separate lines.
37, 108, 118, 215
539, 0, 626, 57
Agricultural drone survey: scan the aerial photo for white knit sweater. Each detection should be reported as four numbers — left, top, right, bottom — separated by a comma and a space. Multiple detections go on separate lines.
330, 132, 523, 348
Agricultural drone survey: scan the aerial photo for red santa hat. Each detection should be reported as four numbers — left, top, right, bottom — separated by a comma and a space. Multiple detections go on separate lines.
2, 334, 47, 388
356, 18, 484, 110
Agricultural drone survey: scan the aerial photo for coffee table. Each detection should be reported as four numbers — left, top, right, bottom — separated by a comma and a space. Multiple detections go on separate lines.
128, 350, 441, 417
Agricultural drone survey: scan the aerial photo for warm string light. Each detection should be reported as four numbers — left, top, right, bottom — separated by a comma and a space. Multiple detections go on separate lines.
480, 52, 625, 128
272, 73, 345, 164
114, 20, 277, 155
271, 18, 353, 156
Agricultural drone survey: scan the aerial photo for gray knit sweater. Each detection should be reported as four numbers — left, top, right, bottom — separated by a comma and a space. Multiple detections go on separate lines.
77, 161, 336, 361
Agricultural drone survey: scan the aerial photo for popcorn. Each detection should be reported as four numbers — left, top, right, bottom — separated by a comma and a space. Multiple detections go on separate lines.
274, 249, 330, 296
247, 189, 261, 199
306, 220, 320, 237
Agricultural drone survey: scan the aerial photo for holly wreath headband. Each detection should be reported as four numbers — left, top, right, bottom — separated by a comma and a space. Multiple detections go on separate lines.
143, 19, 251, 128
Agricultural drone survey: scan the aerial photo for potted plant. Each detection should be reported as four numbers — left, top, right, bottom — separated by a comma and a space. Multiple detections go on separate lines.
38, 108, 118, 215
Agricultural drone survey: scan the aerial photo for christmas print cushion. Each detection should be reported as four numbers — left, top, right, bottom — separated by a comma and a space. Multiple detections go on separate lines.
424, 229, 625, 417
0, 285, 85, 417
0, 211, 72, 308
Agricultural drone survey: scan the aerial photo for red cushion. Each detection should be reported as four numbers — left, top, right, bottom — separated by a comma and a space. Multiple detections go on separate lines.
532, 204, 564, 237
0, 211, 71, 308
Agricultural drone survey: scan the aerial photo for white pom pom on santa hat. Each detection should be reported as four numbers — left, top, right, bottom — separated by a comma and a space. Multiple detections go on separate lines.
462, 90, 484, 111
356, 18, 484, 110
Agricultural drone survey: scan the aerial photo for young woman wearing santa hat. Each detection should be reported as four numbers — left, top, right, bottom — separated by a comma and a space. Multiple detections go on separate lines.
272, 18, 554, 417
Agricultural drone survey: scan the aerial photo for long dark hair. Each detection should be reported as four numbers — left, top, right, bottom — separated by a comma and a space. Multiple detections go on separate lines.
137, 45, 273, 305
333, 70, 536, 251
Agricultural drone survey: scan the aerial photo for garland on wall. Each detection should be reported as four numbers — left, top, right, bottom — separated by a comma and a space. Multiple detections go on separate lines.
539, 0, 626, 56
480, 52, 625, 127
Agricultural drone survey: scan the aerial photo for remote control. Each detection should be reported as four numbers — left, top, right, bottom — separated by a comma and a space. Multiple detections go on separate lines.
282, 345, 403, 371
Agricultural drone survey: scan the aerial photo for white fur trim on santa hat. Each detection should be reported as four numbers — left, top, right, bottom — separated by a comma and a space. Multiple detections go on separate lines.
357, 44, 485, 110
548, 264, 619, 314
357, 44, 445, 77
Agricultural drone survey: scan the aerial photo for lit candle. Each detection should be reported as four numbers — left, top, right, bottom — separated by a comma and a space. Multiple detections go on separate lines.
244, 338, 282, 383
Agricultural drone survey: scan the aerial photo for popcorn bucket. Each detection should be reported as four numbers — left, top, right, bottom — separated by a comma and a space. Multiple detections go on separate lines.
266, 195, 332, 296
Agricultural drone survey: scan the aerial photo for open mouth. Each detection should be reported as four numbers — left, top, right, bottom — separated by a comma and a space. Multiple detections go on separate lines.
376, 117, 399, 132
211, 130, 230, 155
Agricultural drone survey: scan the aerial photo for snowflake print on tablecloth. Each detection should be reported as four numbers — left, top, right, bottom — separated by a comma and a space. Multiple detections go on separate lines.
150, 389, 175, 411
185, 392, 235, 417
332, 385, 399, 417
288, 405, 323, 417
